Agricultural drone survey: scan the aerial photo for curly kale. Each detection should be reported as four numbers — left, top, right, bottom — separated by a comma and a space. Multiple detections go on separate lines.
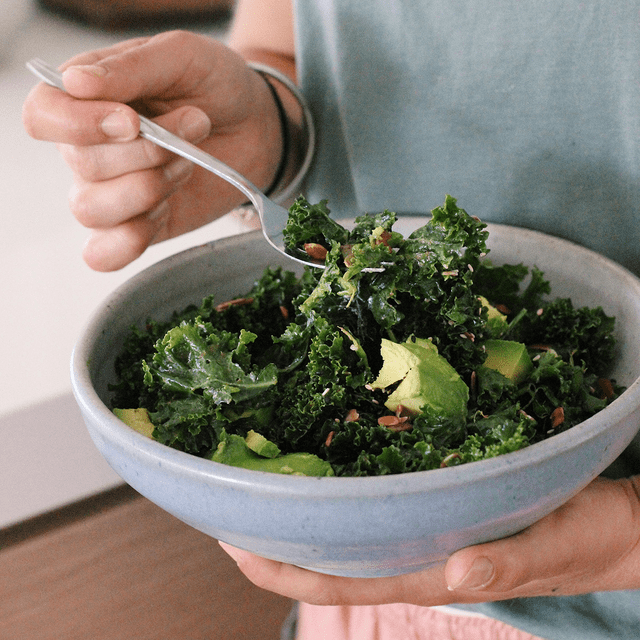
111, 195, 623, 475
288, 195, 490, 376
282, 197, 350, 262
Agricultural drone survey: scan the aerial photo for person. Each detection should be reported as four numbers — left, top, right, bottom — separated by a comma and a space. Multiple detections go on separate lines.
22, 0, 640, 638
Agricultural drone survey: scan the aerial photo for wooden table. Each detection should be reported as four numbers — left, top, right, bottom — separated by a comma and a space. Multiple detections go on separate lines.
1, 486, 293, 640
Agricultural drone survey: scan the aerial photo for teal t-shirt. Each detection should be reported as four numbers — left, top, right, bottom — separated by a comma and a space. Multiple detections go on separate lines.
294, 0, 640, 275
292, 0, 640, 637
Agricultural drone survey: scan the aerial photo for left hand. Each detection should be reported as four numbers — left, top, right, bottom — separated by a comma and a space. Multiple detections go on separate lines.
219, 475, 640, 606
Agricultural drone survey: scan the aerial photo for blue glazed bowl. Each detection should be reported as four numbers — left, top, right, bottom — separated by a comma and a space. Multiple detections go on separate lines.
71, 220, 640, 577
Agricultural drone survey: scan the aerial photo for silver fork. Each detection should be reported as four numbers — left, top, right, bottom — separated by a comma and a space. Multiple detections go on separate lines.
26, 58, 321, 269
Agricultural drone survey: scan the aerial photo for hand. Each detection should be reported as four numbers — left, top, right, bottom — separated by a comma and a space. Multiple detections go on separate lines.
219, 476, 640, 606
22, 31, 286, 271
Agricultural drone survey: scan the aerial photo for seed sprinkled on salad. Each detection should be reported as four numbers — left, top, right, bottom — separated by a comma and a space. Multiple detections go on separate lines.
111, 196, 624, 477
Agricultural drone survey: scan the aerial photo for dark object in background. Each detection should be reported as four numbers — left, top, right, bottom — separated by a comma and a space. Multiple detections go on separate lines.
37, 0, 235, 31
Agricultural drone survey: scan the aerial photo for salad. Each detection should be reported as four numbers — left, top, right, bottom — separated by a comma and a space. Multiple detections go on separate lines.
111, 195, 623, 477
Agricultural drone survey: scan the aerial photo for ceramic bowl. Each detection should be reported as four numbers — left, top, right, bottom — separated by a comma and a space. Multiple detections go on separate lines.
71, 219, 640, 577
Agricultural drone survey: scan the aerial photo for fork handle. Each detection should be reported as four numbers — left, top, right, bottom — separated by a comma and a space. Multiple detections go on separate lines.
26, 58, 263, 209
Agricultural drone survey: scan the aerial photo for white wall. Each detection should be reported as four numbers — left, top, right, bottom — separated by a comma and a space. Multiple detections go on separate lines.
0, 4, 249, 527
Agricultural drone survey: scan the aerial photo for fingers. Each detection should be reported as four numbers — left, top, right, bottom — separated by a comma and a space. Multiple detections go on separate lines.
58, 106, 211, 182
220, 478, 640, 608
58, 30, 253, 124
82, 202, 171, 272
64, 104, 211, 271
58, 32, 212, 104
22, 32, 285, 270
218, 543, 451, 607
445, 477, 640, 598
23, 31, 244, 148
70, 155, 193, 228
66, 105, 210, 227
23, 82, 140, 145
69, 154, 186, 227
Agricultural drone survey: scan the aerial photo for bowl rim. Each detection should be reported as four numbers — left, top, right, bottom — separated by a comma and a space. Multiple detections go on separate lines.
71, 222, 640, 498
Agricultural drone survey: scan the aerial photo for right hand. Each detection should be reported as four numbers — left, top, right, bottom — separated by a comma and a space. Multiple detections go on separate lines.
22, 31, 286, 271
220, 476, 640, 606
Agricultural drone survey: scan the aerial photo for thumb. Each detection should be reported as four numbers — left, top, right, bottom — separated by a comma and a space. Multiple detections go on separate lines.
59, 32, 249, 117
60, 38, 191, 104
444, 477, 640, 598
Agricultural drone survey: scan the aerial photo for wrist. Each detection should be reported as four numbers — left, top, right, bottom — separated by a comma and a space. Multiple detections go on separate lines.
246, 62, 315, 204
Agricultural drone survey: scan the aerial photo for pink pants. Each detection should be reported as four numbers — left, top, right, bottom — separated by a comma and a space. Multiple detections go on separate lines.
296, 602, 547, 640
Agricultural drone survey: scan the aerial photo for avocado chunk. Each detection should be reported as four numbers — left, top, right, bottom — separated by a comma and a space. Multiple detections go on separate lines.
245, 429, 280, 458
479, 296, 508, 337
370, 337, 469, 424
210, 432, 335, 477
113, 407, 155, 438
483, 339, 532, 383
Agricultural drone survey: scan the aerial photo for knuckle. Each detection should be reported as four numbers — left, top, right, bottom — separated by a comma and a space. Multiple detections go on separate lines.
69, 165, 174, 230
22, 88, 62, 141
135, 170, 168, 211
140, 138, 168, 168
490, 564, 526, 592
21, 95, 39, 138
60, 101, 117, 146
58, 116, 91, 146
159, 29, 198, 48
59, 144, 101, 180
120, 222, 152, 262
68, 183, 97, 227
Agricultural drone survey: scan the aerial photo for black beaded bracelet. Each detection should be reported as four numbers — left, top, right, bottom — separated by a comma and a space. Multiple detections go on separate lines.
256, 70, 290, 198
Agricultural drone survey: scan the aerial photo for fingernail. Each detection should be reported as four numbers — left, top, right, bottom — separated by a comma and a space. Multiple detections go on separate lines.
66, 64, 108, 79
101, 109, 136, 140
178, 109, 211, 142
164, 157, 193, 182
447, 556, 495, 591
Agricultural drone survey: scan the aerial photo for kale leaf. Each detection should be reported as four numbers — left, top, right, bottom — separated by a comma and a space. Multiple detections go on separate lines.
111, 196, 623, 475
